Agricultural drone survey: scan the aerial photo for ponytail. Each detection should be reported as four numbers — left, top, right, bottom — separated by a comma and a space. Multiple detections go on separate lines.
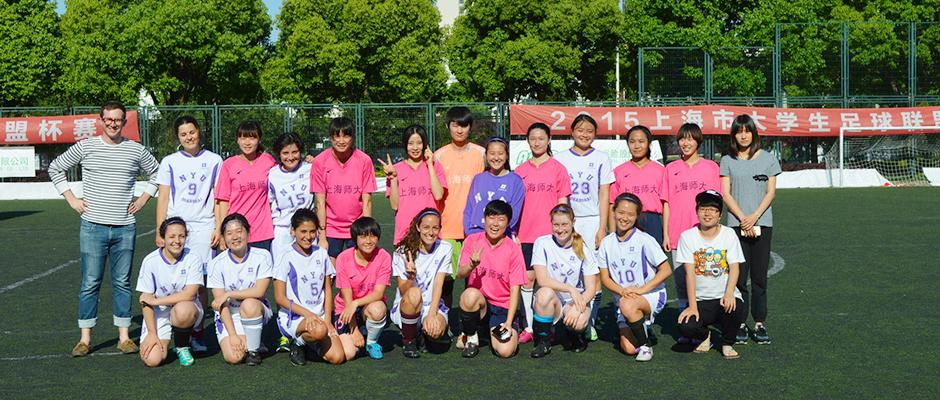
570, 231, 586, 261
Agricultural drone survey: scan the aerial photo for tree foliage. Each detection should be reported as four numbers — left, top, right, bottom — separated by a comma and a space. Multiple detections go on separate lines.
0, 0, 62, 106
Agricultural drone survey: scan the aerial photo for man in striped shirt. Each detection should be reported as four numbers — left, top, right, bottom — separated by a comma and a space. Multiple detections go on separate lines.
48, 101, 160, 357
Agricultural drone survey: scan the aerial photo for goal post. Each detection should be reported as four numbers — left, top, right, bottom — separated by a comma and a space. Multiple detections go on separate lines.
827, 126, 940, 187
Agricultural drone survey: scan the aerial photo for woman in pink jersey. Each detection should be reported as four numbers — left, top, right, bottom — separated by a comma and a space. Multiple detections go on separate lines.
215, 121, 277, 251
610, 125, 667, 245
378, 125, 447, 245
663, 123, 721, 311
515, 122, 571, 343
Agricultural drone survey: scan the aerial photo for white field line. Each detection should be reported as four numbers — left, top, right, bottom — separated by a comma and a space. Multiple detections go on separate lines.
0, 351, 125, 362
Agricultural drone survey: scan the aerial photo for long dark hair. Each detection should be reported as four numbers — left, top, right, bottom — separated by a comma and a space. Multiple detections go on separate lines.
395, 208, 441, 260
729, 114, 760, 159
526, 122, 552, 157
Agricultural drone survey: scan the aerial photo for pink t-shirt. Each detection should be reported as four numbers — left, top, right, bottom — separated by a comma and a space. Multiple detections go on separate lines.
610, 160, 667, 214
387, 160, 448, 245
333, 247, 391, 315
515, 158, 572, 244
664, 158, 722, 246
215, 153, 277, 243
459, 232, 527, 309
310, 149, 377, 238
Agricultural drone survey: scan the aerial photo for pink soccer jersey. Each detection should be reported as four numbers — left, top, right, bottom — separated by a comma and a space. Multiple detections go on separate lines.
387, 160, 447, 244
333, 247, 392, 315
459, 232, 527, 309
310, 149, 377, 238
664, 158, 722, 247
610, 160, 667, 214
515, 158, 572, 244
215, 152, 277, 243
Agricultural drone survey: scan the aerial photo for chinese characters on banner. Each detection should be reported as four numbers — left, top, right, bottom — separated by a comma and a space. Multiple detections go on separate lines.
0, 111, 141, 145
508, 104, 940, 137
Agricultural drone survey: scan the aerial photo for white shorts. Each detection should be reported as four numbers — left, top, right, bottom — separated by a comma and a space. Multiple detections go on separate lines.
214, 301, 273, 341
272, 225, 294, 268
185, 225, 214, 274
615, 289, 667, 329
574, 215, 601, 254
140, 303, 205, 341
553, 295, 594, 325
390, 301, 449, 328
277, 311, 330, 340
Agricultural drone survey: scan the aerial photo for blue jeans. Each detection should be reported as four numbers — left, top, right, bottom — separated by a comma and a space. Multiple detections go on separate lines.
78, 220, 136, 329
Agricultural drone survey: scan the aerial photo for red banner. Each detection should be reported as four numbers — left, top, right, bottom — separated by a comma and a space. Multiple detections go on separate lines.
509, 104, 940, 137
0, 111, 141, 145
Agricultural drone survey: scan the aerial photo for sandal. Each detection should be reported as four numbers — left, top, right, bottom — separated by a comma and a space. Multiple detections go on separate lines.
693, 334, 712, 353
722, 345, 740, 359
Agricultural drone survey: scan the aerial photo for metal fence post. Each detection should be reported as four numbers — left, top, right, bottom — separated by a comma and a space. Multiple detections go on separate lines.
841, 22, 849, 107
909, 22, 917, 106
774, 24, 782, 107
212, 104, 221, 154
425, 103, 435, 149
704, 50, 713, 104
637, 49, 645, 106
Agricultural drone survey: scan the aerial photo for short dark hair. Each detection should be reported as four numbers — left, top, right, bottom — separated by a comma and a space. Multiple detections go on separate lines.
729, 114, 760, 159
350, 216, 381, 239
626, 125, 652, 159
401, 125, 428, 154
329, 117, 354, 138
273, 132, 305, 163
570, 114, 597, 131
290, 208, 320, 230
445, 106, 473, 128
526, 122, 552, 156
221, 213, 250, 234
483, 199, 513, 220
159, 217, 187, 238
100, 101, 126, 118
172, 115, 201, 144
676, 123, 703, 146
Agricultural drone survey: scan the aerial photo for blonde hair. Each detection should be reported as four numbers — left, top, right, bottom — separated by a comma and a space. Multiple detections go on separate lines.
550, 204, 585, 261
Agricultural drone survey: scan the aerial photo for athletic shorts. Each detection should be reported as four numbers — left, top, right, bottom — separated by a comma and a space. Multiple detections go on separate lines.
326, 237, 355, 259
614, 289, 667, 329
551, 293, 594, 325
185, 225, 214, 274
214, 300, 273, 341
390, 301, 448, 329
277, 311, 329, 341
521, 243, 534, 271
484, 304, 522, 331
333, 308, 368, 337
271, 225, 294, 268
141, 303, 205, 341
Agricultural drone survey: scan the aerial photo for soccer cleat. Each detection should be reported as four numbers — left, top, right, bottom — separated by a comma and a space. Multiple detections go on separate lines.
588, 326, 598, 341
461, 341, 480, 358
735, 324, 750, 345
246, 350, 262, 366
753, 324, 771, 345
530, 337, 551, 358
366, 343, 384, 360
190, 337, 207, 353
693, 334, 712, 353
175, 347, 195, 367
71, 341, 90, 357
635, 345, 653, 362
288, 342, 306, 366
518, 329, 534, 344
117, 339, 139, 354
402, 341, 420, 359
277, 336, 291, 353
571, 332, 588, 353
455, 333, 467, 349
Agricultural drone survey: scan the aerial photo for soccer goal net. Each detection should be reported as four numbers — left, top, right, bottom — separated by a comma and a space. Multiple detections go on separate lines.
824, 126, 940, 187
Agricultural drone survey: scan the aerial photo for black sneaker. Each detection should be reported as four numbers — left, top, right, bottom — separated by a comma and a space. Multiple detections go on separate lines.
288, 342, 306, 366
403, 341, 421, 359
735, 324, 750, 345
462, 341, 479, 358
530, 336, 551, 358
571, 332, 588, 353
246, 350, 262, 366
753, 324, 771, 344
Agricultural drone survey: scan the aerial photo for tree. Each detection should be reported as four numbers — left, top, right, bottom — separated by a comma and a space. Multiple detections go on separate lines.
0, 0, 62, 106
446, 0, 622, 102
262, 0, 448, 103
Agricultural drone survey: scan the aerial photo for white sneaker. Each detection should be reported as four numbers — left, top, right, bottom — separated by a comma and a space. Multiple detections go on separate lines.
635, 345, 653, 362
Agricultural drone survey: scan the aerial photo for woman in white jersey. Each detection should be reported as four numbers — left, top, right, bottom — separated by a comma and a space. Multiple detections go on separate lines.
598, 192, 673, 362
137, 217, 204, 367
207, 213, 274, 366
390, 208, 451, 358
273, 209, 345, 365
529, 204, 598, 358
268, 132, 315, 269
552, 114, 615, 340
154, 115, 223, 352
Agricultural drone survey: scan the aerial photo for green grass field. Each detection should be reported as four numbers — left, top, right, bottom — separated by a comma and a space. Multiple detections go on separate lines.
1, 188, 938, 398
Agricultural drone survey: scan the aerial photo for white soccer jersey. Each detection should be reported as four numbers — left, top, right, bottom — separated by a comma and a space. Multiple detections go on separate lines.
531, 235, 599, 301
390, 241, 452, 317
155, 149, 223, 230
597, 229, 668, 291
553, 148, 615, 218
268, 162, 314, 228
274, 245, 335, 318
136, 248, 205, 299
207, 247, 274, 307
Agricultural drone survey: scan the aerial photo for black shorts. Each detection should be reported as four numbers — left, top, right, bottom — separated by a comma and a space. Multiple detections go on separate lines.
326, 237, 355, 259
333, 308, 367, 337
485, 304, 523, 331
521, 243, 534, 271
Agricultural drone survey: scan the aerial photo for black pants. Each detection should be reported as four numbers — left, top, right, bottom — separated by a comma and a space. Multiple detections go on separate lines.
678, 298, 746, 346
733, 226, 773, 322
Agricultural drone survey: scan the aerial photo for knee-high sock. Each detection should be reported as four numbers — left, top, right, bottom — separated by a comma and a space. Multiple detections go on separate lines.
172, 326, 192, 349
460, 308, 481, 345
521, 287, 534, 331
589, 291, 602, 326
241, 316, 263, 352
400, 311, 420, 345
366, 317, 386, 345
626, 317, 648, 348
533, 313, 553, 337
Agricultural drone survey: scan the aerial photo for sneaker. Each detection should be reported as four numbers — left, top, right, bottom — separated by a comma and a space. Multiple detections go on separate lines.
753, 324, 771, 344
277, 336, 291, 353
587, 325, 598, 342
693, 334, 712, 354
676, 336, 692, 345
190, 336, 207, 353
71, 341, 90, 357
462, 341, 479, 358
455, 333, 467, 349
735, 324, 750, 345
518, 329, 534, 344
635, 345, 653, 362
366, 343, 384, 360
530, 336, 551, 358
246, 350, 262, 366
402, 341, 420, 359
117, 339, 139, 354
571, 332, 588, 353
288, 342, 306, 366
175, 347, 195, 367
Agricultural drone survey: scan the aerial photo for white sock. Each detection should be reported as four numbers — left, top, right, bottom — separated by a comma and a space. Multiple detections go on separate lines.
467, 333, 479, 345
366, 317, 386, 345
521, 286, 534, 333
242, 315, 263, 352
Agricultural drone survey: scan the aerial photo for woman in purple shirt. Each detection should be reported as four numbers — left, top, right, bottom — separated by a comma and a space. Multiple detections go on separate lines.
463, 136, 525, 237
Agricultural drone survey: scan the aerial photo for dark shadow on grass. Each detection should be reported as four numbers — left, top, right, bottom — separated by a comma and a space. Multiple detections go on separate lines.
0, 210, 41, 221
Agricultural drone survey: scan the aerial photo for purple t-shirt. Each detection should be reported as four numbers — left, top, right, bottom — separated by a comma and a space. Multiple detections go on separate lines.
463, 171, 525, 236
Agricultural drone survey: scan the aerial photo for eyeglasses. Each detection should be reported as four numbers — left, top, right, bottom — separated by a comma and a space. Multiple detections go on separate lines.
101, 118, 126, 124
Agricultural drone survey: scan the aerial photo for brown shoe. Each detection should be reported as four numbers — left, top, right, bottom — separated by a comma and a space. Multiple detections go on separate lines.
117, 339, 139, 354
71, 341, 90, 357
